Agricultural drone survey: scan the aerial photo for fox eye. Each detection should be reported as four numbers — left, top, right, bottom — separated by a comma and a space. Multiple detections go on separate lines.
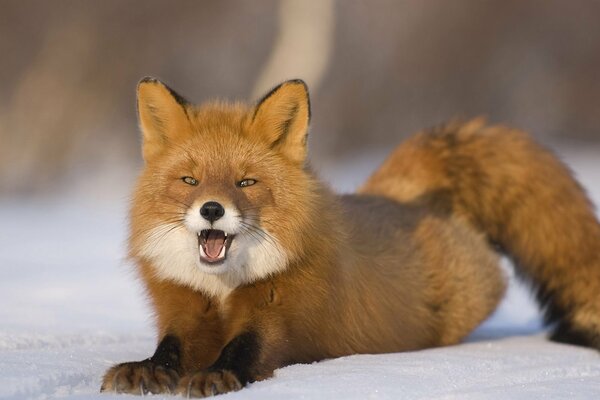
181, 176, 198, 186
238, 178, 257, 188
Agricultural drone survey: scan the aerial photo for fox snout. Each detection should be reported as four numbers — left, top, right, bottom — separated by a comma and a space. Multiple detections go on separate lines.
200, 201, 225, 223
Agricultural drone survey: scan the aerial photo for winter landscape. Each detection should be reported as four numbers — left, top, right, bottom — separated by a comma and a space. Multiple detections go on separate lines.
1, 148, 599, 399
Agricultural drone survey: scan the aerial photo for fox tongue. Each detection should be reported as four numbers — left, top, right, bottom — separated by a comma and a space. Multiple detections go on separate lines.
205, 230, 226, 258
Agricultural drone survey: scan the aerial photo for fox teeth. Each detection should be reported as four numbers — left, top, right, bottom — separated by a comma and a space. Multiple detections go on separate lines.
197, 232, 229, 238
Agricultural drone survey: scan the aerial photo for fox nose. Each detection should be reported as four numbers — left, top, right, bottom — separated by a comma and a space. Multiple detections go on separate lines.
200, 201, 225, 223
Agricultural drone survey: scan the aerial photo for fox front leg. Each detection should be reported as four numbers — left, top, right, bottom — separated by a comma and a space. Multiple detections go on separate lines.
101, 335, 182, 395
177, 331, 264, 398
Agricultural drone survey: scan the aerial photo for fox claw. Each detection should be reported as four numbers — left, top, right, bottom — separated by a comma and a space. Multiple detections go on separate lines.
177, 370, 242, 398
101, 359, 180, 395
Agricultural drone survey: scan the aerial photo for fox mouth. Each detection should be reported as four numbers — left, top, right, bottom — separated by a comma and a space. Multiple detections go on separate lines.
198, 229, 234, 264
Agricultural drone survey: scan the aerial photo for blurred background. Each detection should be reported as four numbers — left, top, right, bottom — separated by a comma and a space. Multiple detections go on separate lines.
1, 0, 599, 197
1, 4, 599, 396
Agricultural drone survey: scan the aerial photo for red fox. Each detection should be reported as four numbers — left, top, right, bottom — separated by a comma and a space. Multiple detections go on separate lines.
101, 78, 600, 397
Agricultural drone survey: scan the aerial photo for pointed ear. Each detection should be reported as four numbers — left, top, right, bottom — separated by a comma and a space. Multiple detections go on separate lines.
137, 77, 191, 162
250, 80, 311, 165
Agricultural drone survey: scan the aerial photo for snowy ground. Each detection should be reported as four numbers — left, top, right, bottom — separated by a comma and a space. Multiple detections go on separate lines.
1, 146, 599, 399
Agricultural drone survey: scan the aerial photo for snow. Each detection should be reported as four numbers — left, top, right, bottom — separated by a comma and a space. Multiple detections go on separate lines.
1, 147, 599, 399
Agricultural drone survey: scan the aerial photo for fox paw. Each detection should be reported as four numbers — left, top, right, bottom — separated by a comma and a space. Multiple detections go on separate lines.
177, 370, 242, 398
100, 359, 180, 395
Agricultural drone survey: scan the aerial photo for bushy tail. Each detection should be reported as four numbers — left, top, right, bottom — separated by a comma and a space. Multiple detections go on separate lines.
361, 118, 600, 349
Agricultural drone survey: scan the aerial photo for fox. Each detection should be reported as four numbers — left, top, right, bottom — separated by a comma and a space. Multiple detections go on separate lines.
101, 77, 600, 397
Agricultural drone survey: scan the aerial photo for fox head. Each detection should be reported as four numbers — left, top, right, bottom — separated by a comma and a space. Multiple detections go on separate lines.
130, 77, 320, 299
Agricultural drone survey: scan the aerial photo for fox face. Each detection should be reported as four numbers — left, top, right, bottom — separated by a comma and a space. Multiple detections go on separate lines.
129, 78, 315, 300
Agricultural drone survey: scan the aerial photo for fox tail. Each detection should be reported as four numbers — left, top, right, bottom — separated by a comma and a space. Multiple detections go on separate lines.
362, 118, 600, 349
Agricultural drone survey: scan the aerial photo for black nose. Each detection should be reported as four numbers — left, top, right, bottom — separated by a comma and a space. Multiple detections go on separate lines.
200, 201, 225, 223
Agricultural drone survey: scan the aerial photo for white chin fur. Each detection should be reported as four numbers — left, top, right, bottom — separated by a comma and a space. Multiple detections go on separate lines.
137, 223, 288, 302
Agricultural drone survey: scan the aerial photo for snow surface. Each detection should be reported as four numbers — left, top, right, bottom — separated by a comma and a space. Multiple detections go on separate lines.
1, 147, 599, 399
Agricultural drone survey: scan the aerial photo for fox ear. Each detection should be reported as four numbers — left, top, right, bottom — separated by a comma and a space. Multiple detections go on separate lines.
137, 77, 191, 162
250, 80, 311, 165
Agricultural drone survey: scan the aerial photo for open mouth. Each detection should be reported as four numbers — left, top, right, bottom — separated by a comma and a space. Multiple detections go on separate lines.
198, 229, 234, 264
